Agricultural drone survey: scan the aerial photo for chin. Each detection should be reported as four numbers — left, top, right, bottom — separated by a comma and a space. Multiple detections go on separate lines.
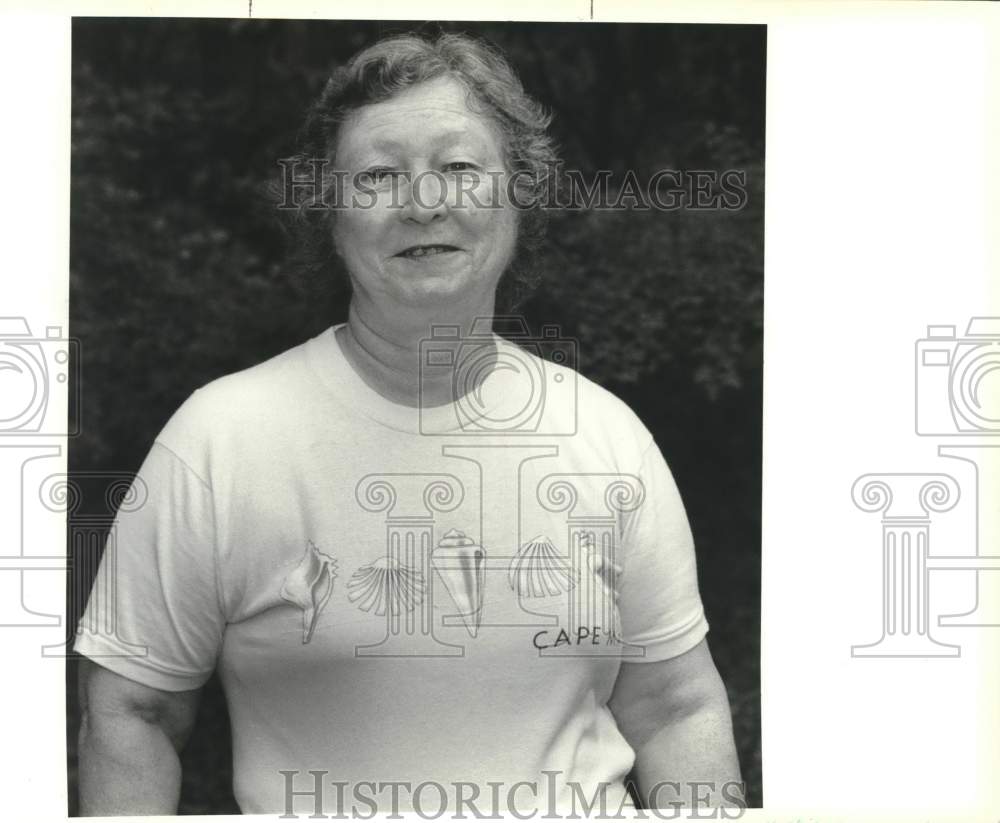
394, 273, 492, 307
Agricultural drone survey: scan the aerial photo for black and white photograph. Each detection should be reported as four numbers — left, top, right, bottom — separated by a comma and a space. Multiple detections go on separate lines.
65, 17, 763, 817
2, 2, 997, 821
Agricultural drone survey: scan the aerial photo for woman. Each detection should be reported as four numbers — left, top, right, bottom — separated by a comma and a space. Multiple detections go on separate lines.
76, 32, 742, 815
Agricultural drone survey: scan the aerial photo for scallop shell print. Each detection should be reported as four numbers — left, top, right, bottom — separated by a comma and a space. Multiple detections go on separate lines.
347, 555, 424, 616
280, 540, 338, 644
508, 535, 577, 598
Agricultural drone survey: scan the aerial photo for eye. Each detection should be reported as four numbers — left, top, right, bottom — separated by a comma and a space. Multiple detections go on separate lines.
442, 161, 479, 174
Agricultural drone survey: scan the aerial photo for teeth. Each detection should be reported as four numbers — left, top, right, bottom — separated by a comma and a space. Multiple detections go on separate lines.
404, 246, 453, 257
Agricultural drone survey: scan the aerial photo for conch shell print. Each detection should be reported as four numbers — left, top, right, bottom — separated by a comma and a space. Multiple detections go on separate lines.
431, 528, 485, 638
280, 540, 338, 644
508, 534, 576, 597
347, 556, 424, 616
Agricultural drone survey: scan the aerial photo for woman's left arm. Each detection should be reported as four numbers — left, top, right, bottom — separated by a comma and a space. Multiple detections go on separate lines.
607, 638, 744, 810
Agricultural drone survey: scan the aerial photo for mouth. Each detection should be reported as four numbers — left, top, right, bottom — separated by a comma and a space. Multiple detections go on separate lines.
395, 244, 461, 259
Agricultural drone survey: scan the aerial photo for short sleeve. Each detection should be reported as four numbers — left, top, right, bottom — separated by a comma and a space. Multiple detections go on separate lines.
73, 440, 225, 691
616, 439, 709, 662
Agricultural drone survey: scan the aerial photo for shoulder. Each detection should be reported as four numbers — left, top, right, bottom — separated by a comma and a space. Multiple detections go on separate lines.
505, 338, 655, 469
574, 368, 656, 472
154, 332, 320, 467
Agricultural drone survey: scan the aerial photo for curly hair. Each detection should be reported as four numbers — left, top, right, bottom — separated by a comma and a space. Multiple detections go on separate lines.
283, 31, 559, 312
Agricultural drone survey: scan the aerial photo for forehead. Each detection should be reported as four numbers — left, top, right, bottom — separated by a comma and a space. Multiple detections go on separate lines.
335, 75, 505, 160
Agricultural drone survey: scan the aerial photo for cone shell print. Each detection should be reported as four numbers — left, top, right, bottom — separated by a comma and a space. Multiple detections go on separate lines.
347, 555, 424, 616
280, 541, 338, 644
431, 529, 485, 637
508, 535, 577, 597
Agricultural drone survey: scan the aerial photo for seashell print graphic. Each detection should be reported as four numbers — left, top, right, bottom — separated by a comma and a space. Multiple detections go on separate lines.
588, 549, 624, 641
508, 534, 577, 598
280, 540, 338, 644
347, 555, 424, 616
588, 550, 623, 595
431, 528, 485, 637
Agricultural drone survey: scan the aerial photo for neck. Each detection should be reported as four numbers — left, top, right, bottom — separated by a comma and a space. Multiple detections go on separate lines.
335, 294, 499, 408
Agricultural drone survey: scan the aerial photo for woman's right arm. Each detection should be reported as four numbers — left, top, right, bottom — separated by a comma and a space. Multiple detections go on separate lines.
78, 658, 202, 816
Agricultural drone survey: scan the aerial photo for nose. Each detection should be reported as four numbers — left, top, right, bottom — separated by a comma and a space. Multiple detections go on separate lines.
401, 170, 449, 224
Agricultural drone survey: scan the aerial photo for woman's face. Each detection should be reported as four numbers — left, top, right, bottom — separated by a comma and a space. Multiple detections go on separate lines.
331, 75, 518, 311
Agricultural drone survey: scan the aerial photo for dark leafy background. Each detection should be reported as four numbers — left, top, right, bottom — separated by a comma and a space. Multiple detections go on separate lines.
67, 18, 764, 813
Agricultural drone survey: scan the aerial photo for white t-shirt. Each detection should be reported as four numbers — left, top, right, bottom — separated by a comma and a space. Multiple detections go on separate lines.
75, 324, 709, 815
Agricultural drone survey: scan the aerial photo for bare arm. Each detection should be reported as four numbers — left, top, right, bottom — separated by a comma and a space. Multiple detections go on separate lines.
607, 638, 743, 810
77, 658, 201, 816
